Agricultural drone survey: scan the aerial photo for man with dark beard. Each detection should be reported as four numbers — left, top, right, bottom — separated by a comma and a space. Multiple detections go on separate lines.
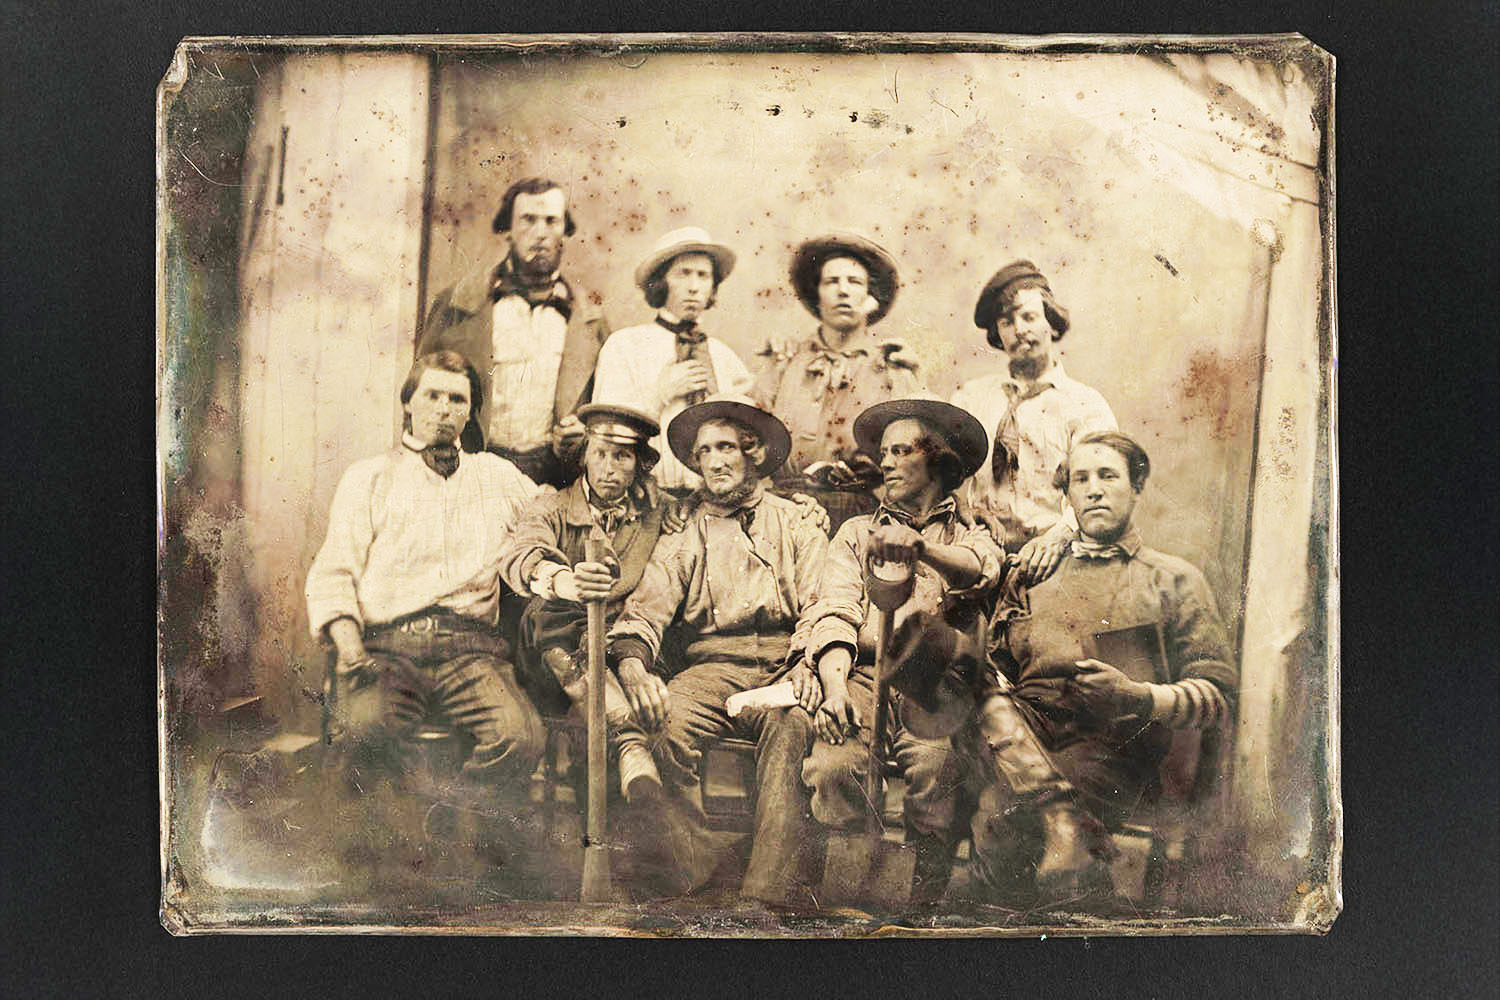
305, 350, 547, 858
604, 398, 828, 907
418, 177, 611, 488
951, 260, 1116, 584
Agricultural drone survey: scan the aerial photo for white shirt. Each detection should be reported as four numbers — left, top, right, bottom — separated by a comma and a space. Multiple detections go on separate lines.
591, 315, 753, 492
305, 440, 544, 634
487, 289, 571, 452
950, 361, 1117, 544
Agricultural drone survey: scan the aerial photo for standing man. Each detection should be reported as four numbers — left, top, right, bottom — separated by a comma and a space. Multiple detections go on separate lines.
605, 398, 829, 907
924, 430, 1237, 904
799, 399, 1004, 903
419, 177, 610, 488
951, 260, 1116, 583
499, 404, 670, 803
592, 227, 753, 496
753, 232, 921, 531
305, 351, 547, 851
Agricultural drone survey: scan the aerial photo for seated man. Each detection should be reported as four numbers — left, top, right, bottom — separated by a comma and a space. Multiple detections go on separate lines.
799, 398, 1004, 904
499, 403, 669, 803
606, 398, 829, 907
956, 430, 1238, 904
304, 350, 547, 854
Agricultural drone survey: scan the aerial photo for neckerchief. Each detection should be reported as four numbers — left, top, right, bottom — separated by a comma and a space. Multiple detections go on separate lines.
489, 256, 573, 319
990, 366, 1060, 486
657, 311, 717, 404
403, 432, 459, 479
876, 495, 959, 533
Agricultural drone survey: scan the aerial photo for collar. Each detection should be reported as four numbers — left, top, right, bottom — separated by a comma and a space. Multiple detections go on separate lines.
655, 310, 703, 339
564, 476, 651, 527
490, 256, 573, 315
811, 324, 877, 358
1070, 524, 1144, 561
875, 494, 959, 531
402, 431, 460, 460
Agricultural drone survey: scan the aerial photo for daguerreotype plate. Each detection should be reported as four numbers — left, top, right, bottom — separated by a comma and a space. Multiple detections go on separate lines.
157, 33, 1338, 936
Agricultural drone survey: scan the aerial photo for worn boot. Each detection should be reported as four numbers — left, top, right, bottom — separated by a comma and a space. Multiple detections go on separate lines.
907, 831, 958, 905
619, 743, 663, 803
977, 693, 1116, 899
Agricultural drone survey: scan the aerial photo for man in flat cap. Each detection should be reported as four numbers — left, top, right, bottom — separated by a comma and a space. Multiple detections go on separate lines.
798, 398, 1006, 903
752, 233, 921, 532
592, 227, 754, 497
418, 177, 610, 489
306, 350, 547, 855
951, 260, 1116, 584
924, 430, 1237, 905
605, 398, 829, 906
500, 403, 672, 803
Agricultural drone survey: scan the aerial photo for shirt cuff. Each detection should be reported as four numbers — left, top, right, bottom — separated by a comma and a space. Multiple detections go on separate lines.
608, 637, 653, 671
530, 561, 567, 599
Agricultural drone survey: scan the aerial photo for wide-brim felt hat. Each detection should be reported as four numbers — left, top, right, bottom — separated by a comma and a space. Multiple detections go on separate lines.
790, 232, 900, 325
666, 397, 792, 480
973, 259, 1070, 336
576, 403, 661, 467
634, 227, 737, 289
853, 398, 989, 480
888, 612, 981, 741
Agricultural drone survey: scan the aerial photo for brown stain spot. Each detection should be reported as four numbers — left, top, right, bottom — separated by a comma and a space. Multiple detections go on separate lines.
1177, 349, 1261, 440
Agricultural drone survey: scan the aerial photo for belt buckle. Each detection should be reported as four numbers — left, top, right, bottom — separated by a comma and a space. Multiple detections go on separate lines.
405, 614, 436, 634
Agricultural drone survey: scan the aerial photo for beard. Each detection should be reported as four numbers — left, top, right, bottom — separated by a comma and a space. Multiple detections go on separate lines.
1008, 355, 1045, 381
514, 244, 562, 282
698, 474, 758, 510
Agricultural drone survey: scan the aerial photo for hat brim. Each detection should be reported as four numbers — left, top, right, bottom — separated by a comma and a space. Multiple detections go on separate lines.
634, 242, 737, 290
790, 233, 900, 325
852, 399, 989, 480
666, 400, 791, 481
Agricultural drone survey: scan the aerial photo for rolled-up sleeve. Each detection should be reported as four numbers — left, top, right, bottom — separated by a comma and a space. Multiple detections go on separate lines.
802, 520, 867, 662
945, 519, 1007, 599
499, 494, 569, 597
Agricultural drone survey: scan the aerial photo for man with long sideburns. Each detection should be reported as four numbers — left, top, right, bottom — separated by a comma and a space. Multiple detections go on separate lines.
798, 399, 1004, 904
605, 398, 828, 906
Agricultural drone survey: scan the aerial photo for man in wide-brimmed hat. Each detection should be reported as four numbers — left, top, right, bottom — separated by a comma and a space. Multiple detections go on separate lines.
797, 397, 1006, 903
419, 177, 611, 488
751, 232, 922, 531
500, 403, 672, 804
951, 259, 1116, 583
605, 397, 829, 906
593, 227, 754, 496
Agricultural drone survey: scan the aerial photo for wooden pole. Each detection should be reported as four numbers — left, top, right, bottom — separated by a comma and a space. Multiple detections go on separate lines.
580, 532, 612, 902
864, 606, 893, 825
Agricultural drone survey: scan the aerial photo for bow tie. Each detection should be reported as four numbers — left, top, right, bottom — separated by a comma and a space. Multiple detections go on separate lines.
1070, 537, 1125, 561
421, 443, 460, 479
655, 314, 703, 342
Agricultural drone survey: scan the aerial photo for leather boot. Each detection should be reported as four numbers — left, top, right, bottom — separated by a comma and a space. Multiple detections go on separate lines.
619, 743, 663, 803
977, 694, 1116, 896
541, 646, 588, 702
907, 831, 957, 905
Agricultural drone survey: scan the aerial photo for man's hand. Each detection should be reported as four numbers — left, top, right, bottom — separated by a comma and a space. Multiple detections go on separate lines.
1068, 659, 1152, 723
662, 495, 697, 534
785, 662, 823, 713
1015, 524, 1070, 584
657, 360, 711, 403
789, 493, 831, 535
618, 658, 670, 730
869, 523, 926, 564
549, 414, 586, 457
327, 617, 374, 675
814, 679, 862, 745
554, 560, 616, 604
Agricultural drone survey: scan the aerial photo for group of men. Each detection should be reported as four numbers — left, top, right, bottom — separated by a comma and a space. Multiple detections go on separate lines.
304, 176, 1238, 910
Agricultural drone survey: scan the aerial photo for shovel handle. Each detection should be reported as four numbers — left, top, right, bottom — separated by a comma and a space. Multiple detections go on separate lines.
581, 533, 612, 902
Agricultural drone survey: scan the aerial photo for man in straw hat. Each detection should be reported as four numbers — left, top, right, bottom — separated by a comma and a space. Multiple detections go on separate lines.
592, 227, 754, 496
751, 232, 921, 532
500, 403, 673, 804
305, 350, 547, 857
797, 397, 1006, 903
889, 430, 1237, 906
605, 397, 828, 906
419, 177, 611, 488
951, 260, 1117, 584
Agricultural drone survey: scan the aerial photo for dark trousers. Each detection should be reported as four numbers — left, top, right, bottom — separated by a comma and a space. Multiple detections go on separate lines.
801, 666, 967, 842
330, 615, 545, 807
655, 661, 818, 906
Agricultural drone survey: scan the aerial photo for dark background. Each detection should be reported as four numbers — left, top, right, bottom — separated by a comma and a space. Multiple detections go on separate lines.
3, 1, 1496, 997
